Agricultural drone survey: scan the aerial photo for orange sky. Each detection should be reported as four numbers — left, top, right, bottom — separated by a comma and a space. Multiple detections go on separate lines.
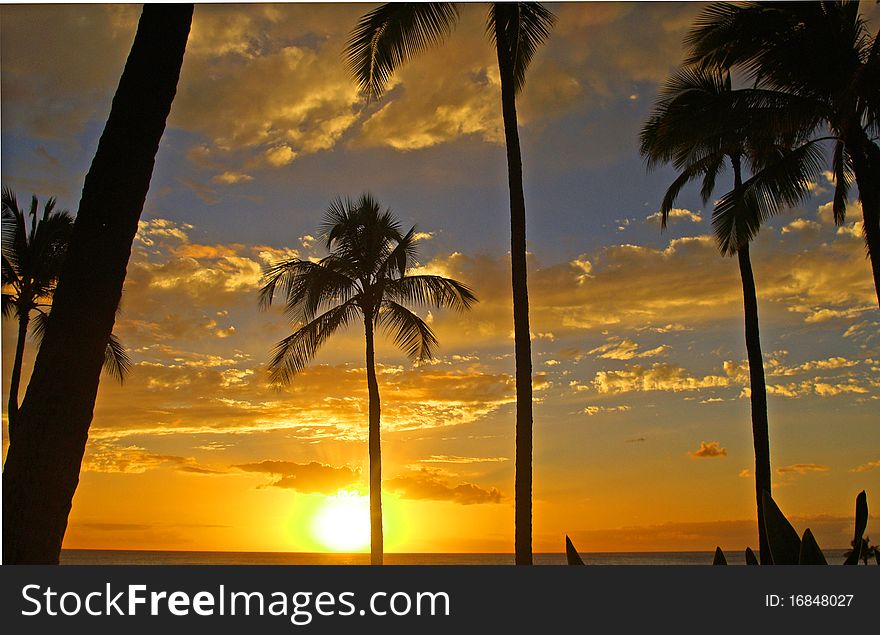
2, 2, 878, 554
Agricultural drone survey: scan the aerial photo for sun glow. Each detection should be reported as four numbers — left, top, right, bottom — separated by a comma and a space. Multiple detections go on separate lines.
311, 490, 370, 552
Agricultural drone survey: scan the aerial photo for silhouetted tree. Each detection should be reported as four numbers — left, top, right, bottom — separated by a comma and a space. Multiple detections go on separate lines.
2, 190, 132, 441
2, 4, 193, 564
640, 67, 821, 564
686, 1, 880, 307
260, 194, 476, 565
844, 536, 877, 565
346, 1, 554, 565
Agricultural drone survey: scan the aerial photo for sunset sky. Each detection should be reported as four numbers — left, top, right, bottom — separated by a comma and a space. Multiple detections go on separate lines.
2, 2, 878, 554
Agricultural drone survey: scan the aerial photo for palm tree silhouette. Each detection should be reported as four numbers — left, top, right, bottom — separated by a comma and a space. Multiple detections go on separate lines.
259, 194, 476, 565
640, 67, 821, 564
2, 189, 131, 441
2, 4, 193, 564
346, 2, 554, 565
686, 1, 880, 308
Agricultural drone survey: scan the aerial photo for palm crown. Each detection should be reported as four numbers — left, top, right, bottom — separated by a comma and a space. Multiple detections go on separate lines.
684, 1, 880, 306
2, 188, 73, 321
640, 67, 823, 254
259, 193, 476, 384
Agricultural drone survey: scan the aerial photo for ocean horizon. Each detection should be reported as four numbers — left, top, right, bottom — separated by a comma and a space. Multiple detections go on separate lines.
60, 548, 852, 566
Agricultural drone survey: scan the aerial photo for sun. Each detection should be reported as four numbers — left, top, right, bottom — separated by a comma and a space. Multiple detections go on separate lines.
311, 490, 370, 552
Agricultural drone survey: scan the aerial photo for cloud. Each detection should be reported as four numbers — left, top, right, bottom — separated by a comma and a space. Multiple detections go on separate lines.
689, 441, 727, 459
851, 460, 880, 473
645, 208, 702, 225
776, 463, 829, 475
212, 171, 254, 185
81, 440, 222, 475
386, 468, 502, 505
416, 455, 508, 464
583, 405, 631, 416
234, 460, 361, 494
0, 5, 140, 137
587, 337, 669, 360
593, 363, 730, 395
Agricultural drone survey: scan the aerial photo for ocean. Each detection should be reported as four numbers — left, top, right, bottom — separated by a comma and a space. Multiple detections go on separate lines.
60, 549, 851, 566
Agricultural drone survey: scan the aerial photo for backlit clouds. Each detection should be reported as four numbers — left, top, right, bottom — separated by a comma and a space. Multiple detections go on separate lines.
0, 3, 704, 173
234, 460, 361, 494
776, 464, 829, 476
593, 363, 729, 395
82, 441, 221, 475
386, 468, 503, 505
689, 441, 727, 459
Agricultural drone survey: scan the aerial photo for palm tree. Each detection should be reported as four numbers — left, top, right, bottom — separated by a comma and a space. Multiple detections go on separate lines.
346, 1, 554, 565
2, 189, 132, 441
844, 536, 877, 565
2, 190, 72, 434
640, 67, 821, 564
259, 194, 477, 565
686, 1, 880, 307
2, 4, 193, 564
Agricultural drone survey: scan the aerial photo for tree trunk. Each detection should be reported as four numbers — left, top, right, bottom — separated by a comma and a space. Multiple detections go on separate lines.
364, 314, 384, 565
7, 311, 30, 441
846, 132, 880, 308
2, 4, 192, 564
732, 155, 772, 565
737, 244, 772, 565
496, 27, 534, 566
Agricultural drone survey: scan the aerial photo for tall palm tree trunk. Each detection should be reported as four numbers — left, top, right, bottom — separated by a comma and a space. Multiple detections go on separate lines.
7, 312, 30, 440
2, 4, 192, 564
737, 244, 772, 564
732, 156, 772, 564
496, 31, 534, 566
364, 313, 384, 565
846, 132, 880, 308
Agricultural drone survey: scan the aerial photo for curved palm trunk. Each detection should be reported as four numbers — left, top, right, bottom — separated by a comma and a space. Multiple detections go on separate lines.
364, 313, 384, 565
732, 156, 772, 564
2, 4, 192, 564
846, 132, 880, 308
737, 244, 772, 564
7, 312, 30, 440
496, 31, 534, 566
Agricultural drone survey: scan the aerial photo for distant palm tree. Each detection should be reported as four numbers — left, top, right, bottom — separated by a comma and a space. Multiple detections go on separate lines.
2, 189, 130, 441
640, 67, 821, 564
259, 194, 476, 565
686, 1, 880, 307
346, 1, 554, 565
844, 536, 877, 565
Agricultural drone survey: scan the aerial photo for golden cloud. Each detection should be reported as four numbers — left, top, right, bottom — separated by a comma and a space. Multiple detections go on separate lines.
689, 441, 727, 459
776, 463, 829, 475
593, 363, 730, 395
386, 467, 502, 505
233, 460, 361, 494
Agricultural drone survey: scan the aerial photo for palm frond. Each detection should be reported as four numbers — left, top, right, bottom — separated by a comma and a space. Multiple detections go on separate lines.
657, 152, 727, 225
713, 140, 826, 255
103, 333, 132, 384
2, 253, 20, 288
259, 256, 359, 322
31, 309, 49, 341
268, 300, 361, 385
345, 3, 460, 100
2, 293, 16, 318
385, 274, 477, 312
832, 139, 853, 225
487, 2, 555, 95
377, 299, 438, 362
